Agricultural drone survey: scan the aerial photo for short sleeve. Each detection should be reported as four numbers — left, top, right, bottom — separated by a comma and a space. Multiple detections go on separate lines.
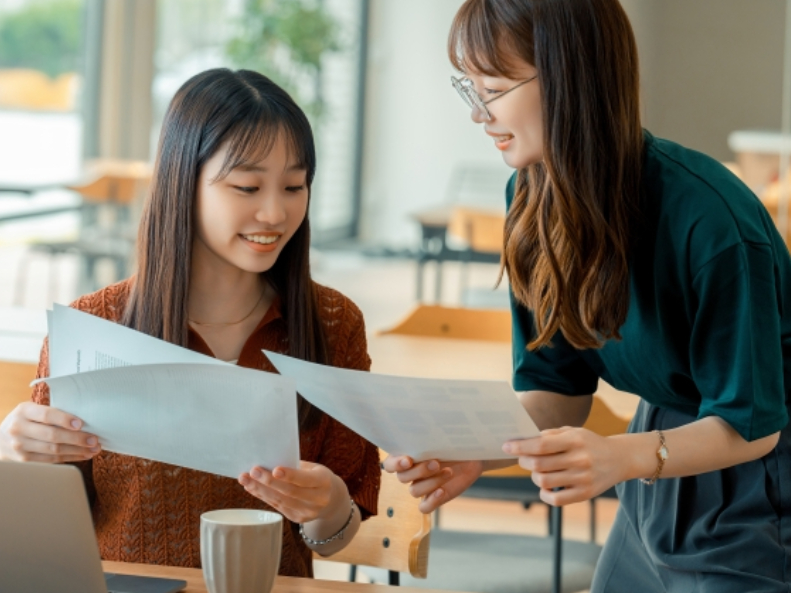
31, 335, 97, 504
511, 292, 599, 394
319, 299, 380, 520
32, 337, 51, 405
690, 242, 788, 441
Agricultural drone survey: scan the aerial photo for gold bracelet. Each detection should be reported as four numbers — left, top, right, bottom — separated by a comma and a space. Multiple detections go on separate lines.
640, 430, 668, 485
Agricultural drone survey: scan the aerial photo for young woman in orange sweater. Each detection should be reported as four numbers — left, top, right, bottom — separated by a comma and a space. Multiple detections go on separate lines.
0, 68, 380, 577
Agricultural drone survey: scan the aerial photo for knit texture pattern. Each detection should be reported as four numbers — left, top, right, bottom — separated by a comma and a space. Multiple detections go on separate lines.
32, 279, 380, 578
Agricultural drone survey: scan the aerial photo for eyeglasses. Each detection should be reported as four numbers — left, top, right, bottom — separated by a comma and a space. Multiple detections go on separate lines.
450, 74, 538, 121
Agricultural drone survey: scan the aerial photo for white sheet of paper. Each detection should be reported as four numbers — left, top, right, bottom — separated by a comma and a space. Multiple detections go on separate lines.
48, 303, 224, 377
37, 306, 301, 476
264, 350, 539, 461
40, 363, 299, 477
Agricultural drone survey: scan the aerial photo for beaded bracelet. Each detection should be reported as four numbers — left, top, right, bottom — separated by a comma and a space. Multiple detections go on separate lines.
299, 499, 355, 546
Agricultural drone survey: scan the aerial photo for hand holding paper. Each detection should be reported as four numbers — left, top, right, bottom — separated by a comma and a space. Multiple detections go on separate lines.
264, 350, 539, 462
239, 460, 342, 524
0, 401, 101, 464
34, 305, 300, 477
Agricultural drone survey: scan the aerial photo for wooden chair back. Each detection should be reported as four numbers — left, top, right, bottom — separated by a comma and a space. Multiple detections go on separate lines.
447, 206, 505, 254
319, 465, 431, 578
583, 394, 631, 436
0, 361, 36, 421
379, 305, 511, 343
67, 160, 152, 205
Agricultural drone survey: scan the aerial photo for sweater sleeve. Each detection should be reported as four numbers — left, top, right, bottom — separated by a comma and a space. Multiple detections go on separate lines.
31, 335, 97, 505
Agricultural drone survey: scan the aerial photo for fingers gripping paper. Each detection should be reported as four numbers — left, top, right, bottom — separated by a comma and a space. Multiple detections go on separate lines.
264, 350, 539, 461
34, 305, 300, 477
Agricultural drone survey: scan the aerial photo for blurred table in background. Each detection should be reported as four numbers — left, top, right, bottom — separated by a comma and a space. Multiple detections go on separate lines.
412, 206, 504, 305
411, 164, 510, 305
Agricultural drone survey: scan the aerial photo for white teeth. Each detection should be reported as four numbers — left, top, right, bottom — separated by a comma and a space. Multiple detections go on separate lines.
242, 234, 278, 244
495, 135, 514, 142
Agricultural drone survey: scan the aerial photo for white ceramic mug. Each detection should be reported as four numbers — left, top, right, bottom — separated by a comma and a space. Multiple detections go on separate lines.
200, 509, 283, 593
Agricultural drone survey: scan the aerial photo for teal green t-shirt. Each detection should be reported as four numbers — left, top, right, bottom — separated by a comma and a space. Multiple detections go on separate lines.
508, 131, 791, 441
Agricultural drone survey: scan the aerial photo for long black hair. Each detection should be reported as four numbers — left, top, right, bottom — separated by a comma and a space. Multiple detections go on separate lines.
123, 68, 327, 427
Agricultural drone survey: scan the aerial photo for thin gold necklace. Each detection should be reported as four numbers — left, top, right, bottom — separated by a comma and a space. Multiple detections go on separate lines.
189, 289, 266, 327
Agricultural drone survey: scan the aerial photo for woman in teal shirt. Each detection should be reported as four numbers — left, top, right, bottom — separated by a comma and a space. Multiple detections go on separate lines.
386, 0, 791, 590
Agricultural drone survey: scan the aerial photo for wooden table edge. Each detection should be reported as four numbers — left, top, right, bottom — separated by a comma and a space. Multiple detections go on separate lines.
102, 560, 457, 593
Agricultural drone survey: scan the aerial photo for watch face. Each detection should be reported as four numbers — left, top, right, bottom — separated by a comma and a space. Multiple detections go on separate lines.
659, 445, 669, 461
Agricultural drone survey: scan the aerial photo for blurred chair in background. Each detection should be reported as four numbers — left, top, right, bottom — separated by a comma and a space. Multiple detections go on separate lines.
378, 303, 511, 342
0, 68, 78, 112
412, 164, 509, 305
14, 159, 151, 304
447, 206, 505, 307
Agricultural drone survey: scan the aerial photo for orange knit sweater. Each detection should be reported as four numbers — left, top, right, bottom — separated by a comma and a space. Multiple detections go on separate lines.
32, 279, 380, 578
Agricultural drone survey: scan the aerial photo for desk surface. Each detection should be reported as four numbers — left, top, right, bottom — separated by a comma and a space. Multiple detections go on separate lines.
102, 561, 453, 593
368, 333, 639, 419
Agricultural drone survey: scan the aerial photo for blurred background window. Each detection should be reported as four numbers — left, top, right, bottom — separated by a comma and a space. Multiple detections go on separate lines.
152, 0, 368, 242
0, 0, 788, 317
0, 0, 84, 183
0, 0, 86, 305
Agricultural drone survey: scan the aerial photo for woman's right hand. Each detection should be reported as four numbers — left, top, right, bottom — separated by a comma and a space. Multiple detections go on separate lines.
382, 455, 485, 513
0, 402, 101, 463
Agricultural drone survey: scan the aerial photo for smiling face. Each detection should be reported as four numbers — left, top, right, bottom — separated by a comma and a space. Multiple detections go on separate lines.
193, 133, 309, 275
464, 60, 543, 169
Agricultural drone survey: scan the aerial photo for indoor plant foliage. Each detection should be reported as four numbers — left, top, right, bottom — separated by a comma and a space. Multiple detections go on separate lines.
225, 0, 342, 122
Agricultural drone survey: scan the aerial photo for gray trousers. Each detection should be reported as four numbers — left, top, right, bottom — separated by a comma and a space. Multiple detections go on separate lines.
591, 401, 791, 592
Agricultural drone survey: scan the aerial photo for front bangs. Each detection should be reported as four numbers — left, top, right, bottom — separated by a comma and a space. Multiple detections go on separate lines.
215, 111, 314, 185
448, 0, 526, 77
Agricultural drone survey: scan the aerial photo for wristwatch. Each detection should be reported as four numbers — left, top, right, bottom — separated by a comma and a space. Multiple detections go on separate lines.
640, 430, 668, 485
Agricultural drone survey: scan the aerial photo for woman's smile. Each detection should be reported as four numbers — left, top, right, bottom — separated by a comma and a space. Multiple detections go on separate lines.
486, 129, 515, 151
239, 232, 282, 253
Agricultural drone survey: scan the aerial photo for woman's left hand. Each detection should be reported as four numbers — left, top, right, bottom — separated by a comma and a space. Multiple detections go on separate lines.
504, 427, 628, 506
239, 461, 339, 524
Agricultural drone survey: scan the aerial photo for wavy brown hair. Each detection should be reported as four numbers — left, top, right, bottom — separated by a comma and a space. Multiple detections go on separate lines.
123, 68, 327, 428
450, 0, 644, 350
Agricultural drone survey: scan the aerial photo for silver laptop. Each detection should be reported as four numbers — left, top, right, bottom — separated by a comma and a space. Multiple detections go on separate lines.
0, 460, 187, 593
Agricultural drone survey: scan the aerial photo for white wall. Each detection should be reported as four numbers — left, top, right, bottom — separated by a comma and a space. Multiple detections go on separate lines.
358, 0, 512, 248
623, 0, 786, 162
